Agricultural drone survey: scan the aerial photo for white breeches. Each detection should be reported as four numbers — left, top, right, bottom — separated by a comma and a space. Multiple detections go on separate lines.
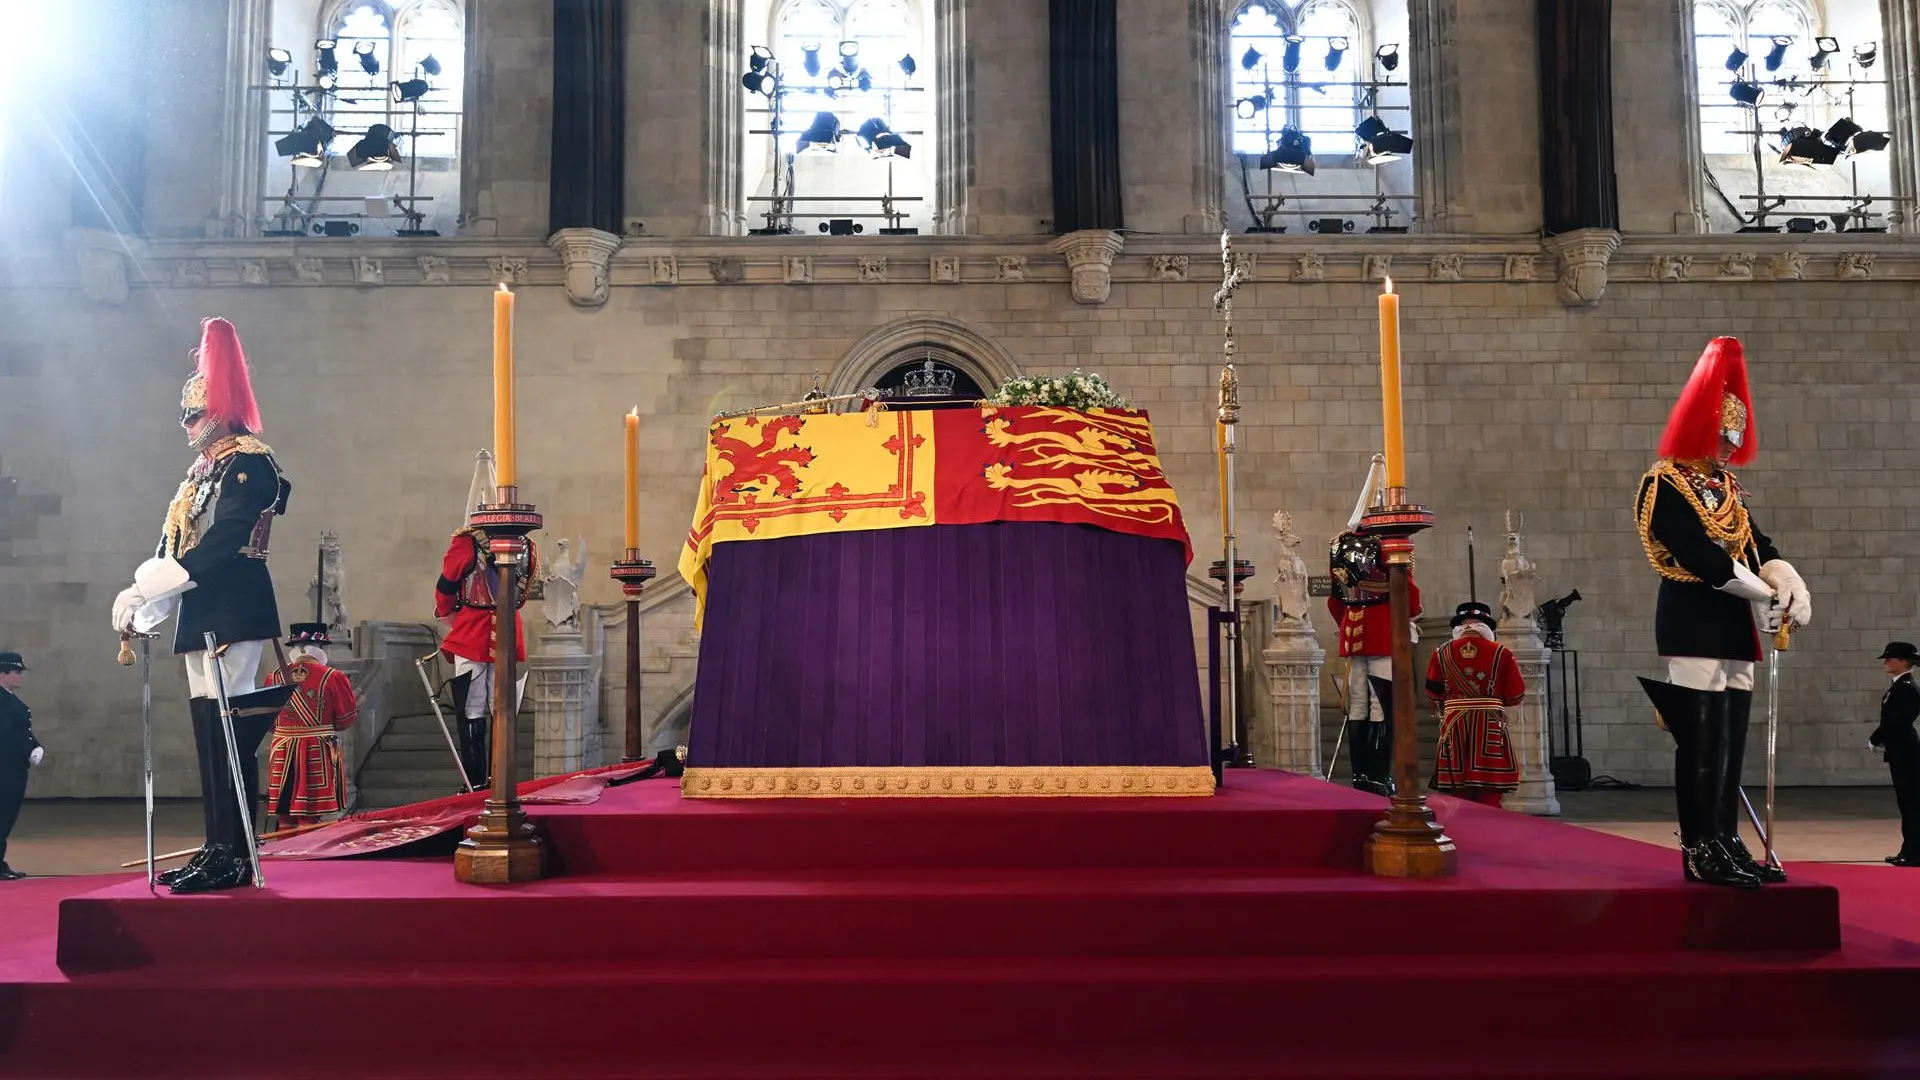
1664, 657, 1756, 693
451, 657, 527, 720
1344, 655, 1393, 723
183, 640, 265, 700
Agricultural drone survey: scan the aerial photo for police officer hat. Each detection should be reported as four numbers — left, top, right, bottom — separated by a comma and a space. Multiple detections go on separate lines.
1877, 642, 1920, 664
0, 651, 25, 672
1450, 602, 1498, 632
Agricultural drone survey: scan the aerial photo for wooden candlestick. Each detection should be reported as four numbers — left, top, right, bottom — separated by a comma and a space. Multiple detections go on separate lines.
609, 550, 658, 762
452, 487, 547, 885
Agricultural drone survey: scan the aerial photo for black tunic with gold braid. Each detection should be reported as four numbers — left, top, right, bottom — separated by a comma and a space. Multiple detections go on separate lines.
159, 435, 291, 655
1634, 459, 1780, 663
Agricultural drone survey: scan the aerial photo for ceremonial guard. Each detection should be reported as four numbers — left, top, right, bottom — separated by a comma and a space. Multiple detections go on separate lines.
111, 318, 294, 894
1328, 457, 1422, 796
264, 624, 359, 831
433, 453, 535, 790
1425, 603, 1525, 807
1635, 337, 1810, 889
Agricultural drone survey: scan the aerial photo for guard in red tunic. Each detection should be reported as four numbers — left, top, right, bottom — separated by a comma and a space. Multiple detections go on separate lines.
1328, 456, 1422, 796
1635, 337, 1810, 888
433, 453, 534, 790
264, 623, 358, 830
1426, 602, 1525, 807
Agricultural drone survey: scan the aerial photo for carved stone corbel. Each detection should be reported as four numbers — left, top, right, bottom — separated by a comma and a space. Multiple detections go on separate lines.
1048, 229, 1125, 304
547, 228, 622, 307
1541, 228, 1621, 306
67, 228, 138, 307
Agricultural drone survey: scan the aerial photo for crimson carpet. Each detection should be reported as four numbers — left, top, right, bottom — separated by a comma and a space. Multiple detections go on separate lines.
6, 772, 1920, 1078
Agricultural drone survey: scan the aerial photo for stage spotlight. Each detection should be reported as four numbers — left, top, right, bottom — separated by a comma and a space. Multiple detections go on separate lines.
267, 47, 292, 78
1764, 35, 1791, 71
899, 53, 916, 77
1308, 217, 1353, 234
802, 43, 821, 77
1259, 127, 1314, 175
1809, 36, 1839, 70
1779, 127, 1839, 166
839, 39, 859, 74
347, 123, 400, 170
391, 78, 430, 104
274, 117, 335, 166
1355, 115, 1413, 163
1325, 36, 1348, 70
1729, 79, 1764, 105
1784, 216, 1825, 232
856, 117, 912, 158
315, 39, 339, 77
1726, 46, 1747, 71
1241, 45, 1262, 70
1847, 129, 1891, 155
748, 45, 771, 73
1854, 41, 1877, 68
1375, 43, 1399, 72
1282, 34, 1303, 73
421, 53, 442, 76
856, 68, 872, 92
1235, 95, 1267, 120
797, 111, 841, 152
742, 68, 776, 95
1823, 117, 1862, 146
827, 69, 849, 93
355, 40, 380, 76
317, 73, 337, 92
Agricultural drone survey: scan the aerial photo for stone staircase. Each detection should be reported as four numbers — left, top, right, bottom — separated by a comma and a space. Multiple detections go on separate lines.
1318, 703, 1441, 785
354, 709, 535, 811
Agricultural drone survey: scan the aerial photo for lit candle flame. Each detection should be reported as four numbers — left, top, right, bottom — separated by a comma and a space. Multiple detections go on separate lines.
1383, 275, 1395, 295
497, 282, 510, 293
629, 406, 639, 418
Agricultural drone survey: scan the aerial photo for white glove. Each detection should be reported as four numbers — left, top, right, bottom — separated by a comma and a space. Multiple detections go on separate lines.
1758, 559, 1812, 629
28, 747, 42, 767
111, 585, 147, 633
1716, 562, 1774, 604
1408, 620, 1421, 644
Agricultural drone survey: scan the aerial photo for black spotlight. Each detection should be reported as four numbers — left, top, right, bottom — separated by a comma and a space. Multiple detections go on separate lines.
1784, 216, 1825, 233
1823, 117, 1863, 147
742, 68, 776, 95
748, 45, 772, 73
1779, 126, 1839, 166
354, 39, 379, 76
1764, 35, 1791, 71
838, 39, 859, 74
317, 73, 337, 92
1375, 43, 1399, 72
315, 38, 339, 77
421, 53, 442, 76
347, 123, 400, 170
856, 68, 872, 92
1308, 217, 1354, 234
1725, 45, 1748, 71
856, 117, 912, 158
1854, 41, 1877, 68
1729, 79, 1764, 105
391, 78, 431, 104
1241, 45, 1262, 70
797, 111, 841, 152
802, 43, 821, 77
1325, 36, 1348, 70
1355, 116, 1413, 163
274, 117, 336, 166
1235, 95, 1267, 120
899, 53, 916, 77
1847, 129, 1891, 155
1809, 36, 1839, 70
267, 47, 292, 78
1282, 34, 1303, 73
1259, 127, 1314, 175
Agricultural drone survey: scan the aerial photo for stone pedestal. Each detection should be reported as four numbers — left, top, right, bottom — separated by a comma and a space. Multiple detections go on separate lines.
329, 656, 381, 811
1498, 625, 1562, 816
526, 630, 603, 777
1258, 628, 1326, 776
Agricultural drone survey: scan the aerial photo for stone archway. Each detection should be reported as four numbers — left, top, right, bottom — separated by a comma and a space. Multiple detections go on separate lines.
825, 315, 1021, 400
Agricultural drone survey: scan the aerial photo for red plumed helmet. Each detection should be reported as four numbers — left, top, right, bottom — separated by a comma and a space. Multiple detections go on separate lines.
181, 318, 263, 435
1658, 336, 1753, 466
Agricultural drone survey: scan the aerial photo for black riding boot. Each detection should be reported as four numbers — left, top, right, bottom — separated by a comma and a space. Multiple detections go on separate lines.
1640, 678, 1760, 889
1364, 675, 1398, 797
458, 718, 492, 791
171, 706, 249, 894
158, 699, 219, 888
1723, 687, 1786, 883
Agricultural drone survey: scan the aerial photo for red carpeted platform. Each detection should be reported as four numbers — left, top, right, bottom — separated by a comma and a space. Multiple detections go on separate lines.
7, 771, 1920, 1079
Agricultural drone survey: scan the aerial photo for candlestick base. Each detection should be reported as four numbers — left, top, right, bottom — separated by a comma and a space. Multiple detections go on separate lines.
1355, 500, 1458, 880
453, 812, 548, 884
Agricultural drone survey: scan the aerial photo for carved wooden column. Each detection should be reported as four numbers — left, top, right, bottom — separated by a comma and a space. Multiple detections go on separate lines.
1048, 0, 1124, 233
1537, 0, 1618, 236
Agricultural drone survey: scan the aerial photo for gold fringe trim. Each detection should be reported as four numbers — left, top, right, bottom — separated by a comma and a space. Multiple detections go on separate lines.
1634, 459, 1754, 584
681, 765, 1217, 799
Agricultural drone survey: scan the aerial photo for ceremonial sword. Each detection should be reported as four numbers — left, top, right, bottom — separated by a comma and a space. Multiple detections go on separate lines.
416, 652, 478, 792
118, 630, 159, 891
204, 632, 266, 889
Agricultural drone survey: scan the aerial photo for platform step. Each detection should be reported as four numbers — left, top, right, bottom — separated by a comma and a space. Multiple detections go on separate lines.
9, 954, 1918, 1079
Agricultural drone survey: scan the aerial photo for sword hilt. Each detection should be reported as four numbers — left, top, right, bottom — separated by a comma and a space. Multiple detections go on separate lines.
118, 635, 136, 666
1773, 623, 1792, 651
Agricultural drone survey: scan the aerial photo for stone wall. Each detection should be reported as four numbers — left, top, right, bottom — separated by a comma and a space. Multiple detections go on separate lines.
0, 0, 1917, 797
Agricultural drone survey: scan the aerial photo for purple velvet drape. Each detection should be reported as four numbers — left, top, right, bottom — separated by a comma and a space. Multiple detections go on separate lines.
688, 522, 1207, 769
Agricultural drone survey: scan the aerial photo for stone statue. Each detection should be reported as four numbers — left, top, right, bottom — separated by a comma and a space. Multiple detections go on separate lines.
1271, 510, 1313, 633
309, 532, 349, 640
541, 536, 588, 633
1499, 511, 1538, 627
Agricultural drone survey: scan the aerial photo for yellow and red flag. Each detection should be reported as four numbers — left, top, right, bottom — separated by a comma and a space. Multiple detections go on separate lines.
680, 406, 1189, 623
